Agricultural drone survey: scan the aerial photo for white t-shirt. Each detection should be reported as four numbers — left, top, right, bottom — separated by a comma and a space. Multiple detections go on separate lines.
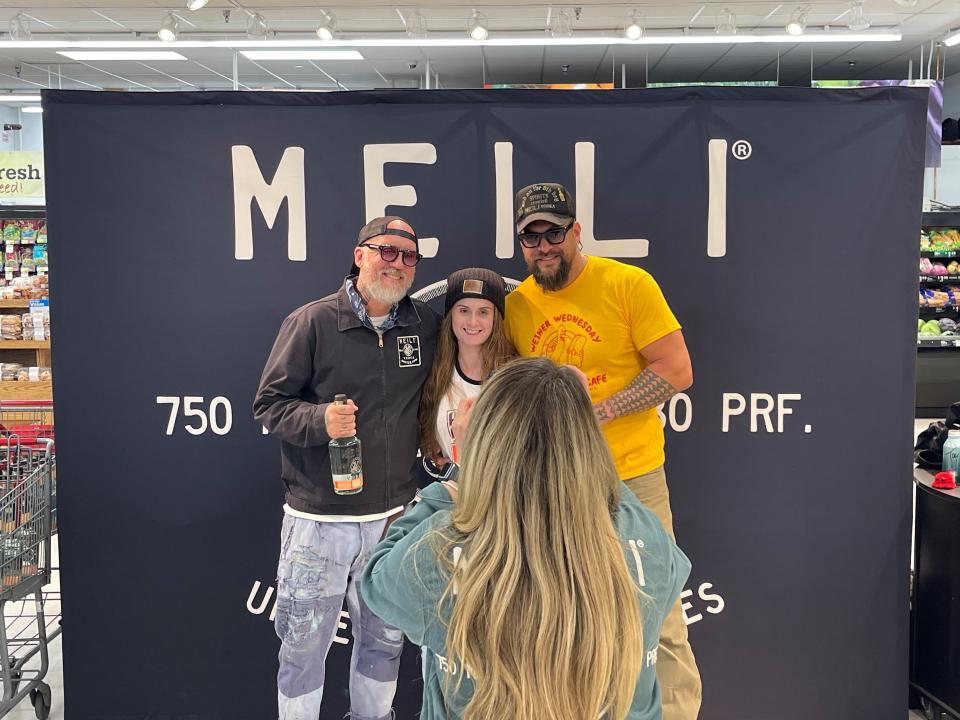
435, 361, 482, 462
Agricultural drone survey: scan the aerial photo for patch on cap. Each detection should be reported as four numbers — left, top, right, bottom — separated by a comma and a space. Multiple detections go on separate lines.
462, 279, 484, 294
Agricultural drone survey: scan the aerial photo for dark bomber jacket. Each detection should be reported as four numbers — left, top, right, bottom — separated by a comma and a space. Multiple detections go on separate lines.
254, 281, 438, 515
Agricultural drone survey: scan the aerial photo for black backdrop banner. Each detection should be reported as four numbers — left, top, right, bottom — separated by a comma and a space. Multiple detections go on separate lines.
43, 87, 925, 720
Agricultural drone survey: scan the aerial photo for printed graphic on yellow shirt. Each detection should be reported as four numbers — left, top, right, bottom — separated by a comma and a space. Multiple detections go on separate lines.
528, 313, 603, 368
540, 326, 587, 367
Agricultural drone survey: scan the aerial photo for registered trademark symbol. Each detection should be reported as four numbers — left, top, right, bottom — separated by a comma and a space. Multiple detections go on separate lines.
732, 140, 752, 160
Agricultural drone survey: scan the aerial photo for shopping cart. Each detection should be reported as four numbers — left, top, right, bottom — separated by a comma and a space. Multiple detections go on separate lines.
0, 401, 58, 720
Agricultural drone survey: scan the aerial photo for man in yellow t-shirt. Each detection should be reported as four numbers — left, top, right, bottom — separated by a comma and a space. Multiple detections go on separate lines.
504, 182, 702, 720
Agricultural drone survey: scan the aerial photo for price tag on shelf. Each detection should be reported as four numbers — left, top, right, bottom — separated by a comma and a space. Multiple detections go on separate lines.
28, 299, 48, 311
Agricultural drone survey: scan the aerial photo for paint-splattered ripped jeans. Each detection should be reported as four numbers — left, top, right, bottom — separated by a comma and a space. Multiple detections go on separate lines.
275, 514, 403, 720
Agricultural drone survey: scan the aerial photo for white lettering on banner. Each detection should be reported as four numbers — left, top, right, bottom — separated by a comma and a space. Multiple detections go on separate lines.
246, 581, 274, 615
232, 146, 306, 262
721, 392, 807, 433
646, 647, 659, 668
157, 395, 233, 436
245, 580, 351, 645
157, 389, 809, 437
657, 393, 692, 433
363, 143, 439, 258
707, 139, 727, 258
681, 582, 726, 627
492, 141, 650, 259
575, 142, 649, 258
494, 142, 514, 259
233, 137, 738, 262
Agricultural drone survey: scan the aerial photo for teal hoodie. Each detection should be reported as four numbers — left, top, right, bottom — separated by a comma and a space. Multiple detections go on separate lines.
360, 481, 691, 720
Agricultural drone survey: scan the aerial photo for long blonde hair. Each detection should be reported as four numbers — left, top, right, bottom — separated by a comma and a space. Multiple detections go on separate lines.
440, 357, 644, 720
418, 308, 516, 460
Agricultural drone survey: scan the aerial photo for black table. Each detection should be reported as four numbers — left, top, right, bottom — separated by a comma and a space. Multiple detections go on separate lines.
911, 468, 960, 720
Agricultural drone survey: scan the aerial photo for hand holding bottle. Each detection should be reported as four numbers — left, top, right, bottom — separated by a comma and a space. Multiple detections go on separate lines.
325, 398, 358, 438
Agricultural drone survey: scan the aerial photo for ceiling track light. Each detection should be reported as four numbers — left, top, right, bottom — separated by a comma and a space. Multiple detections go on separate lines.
246, 12, 269, 40
9, 13, 31, 42
186, 0, 208, 10
406, 9, 427, 39
624, 10, 644, 41
549, 8, 574, 38
468, 10, 488, 41
785, 6, 808, 36
316, 10, 336, 41
157, 12, 180, 42
716, 8, 737, 35
847, 0, 870, 31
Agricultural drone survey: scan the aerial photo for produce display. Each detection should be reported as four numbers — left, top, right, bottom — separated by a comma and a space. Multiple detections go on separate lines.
920, 257, 960, 275
919, 317, 960, 337
921, 228, 960, 252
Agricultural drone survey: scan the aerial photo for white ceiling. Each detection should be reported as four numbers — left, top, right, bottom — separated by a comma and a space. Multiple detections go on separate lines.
0, 1, 955, 94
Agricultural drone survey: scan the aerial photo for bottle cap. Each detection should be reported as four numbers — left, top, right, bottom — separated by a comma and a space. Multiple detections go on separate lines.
334, 393, 347, 404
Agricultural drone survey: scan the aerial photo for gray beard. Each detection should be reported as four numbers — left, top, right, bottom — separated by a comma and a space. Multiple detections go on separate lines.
530, 254, 572, 291
363, 275, 411, 306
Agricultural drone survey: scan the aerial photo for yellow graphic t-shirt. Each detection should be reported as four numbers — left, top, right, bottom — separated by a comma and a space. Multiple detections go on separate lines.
505, 256, 681, 478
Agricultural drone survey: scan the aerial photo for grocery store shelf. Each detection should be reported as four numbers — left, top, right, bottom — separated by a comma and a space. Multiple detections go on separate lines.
920, 251, 960, 259
0, 300, 30, 309
0, 341, 48, 349
920, 275, 960, 283
0, 381, 51, 400
922, 211, 960, 229
918, 336, 960, 347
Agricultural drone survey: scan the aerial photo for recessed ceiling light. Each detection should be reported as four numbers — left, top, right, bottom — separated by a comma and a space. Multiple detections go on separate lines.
240, 50, 363, 60
0, 95, 40, 102
21, 107, 42, 114
945, 29, 960, 47
186, 0, 209, 9
58, 51, 188, 61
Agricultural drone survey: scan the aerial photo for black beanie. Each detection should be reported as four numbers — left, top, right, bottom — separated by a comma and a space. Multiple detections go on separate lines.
444, 267, 506, 317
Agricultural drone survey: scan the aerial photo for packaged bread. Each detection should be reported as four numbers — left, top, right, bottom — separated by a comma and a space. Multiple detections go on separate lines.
21, 313, 48, 341
0, 363, 21, 381
16, 367, 50, 382
0, 314, 21, 340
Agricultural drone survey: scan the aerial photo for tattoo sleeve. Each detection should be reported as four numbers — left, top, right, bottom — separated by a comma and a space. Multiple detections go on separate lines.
595, 368, 678, 422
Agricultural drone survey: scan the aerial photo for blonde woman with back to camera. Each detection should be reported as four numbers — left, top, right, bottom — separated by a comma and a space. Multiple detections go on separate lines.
360, 356, 691, 720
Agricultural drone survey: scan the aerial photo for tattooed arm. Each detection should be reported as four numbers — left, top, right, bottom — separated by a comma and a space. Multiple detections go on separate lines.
594, 330, 693, 424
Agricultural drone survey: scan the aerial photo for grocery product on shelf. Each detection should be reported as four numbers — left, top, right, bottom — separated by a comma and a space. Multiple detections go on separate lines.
922, 228, 960, 252
15, 367, 51, 382
920, 288, 954, 307
0, 315, 20, 341
0, 364, 21, 381
20, 312, 48, 342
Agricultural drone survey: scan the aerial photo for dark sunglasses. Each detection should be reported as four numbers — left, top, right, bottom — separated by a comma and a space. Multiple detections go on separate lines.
518, 221, 573, 249
360, 243, 423, 267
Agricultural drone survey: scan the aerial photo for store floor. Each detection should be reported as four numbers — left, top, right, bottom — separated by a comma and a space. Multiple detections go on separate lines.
6, 428, 938, 720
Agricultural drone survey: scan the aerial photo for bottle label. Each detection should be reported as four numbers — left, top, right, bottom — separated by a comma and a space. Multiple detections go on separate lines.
330, 441, 363, 495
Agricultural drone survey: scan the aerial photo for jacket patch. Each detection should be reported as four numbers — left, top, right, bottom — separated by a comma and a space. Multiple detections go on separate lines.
398, 336, 421, 367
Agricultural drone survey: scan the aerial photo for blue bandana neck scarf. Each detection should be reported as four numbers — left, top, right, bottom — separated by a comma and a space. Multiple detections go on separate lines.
345, 278, 399, 333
